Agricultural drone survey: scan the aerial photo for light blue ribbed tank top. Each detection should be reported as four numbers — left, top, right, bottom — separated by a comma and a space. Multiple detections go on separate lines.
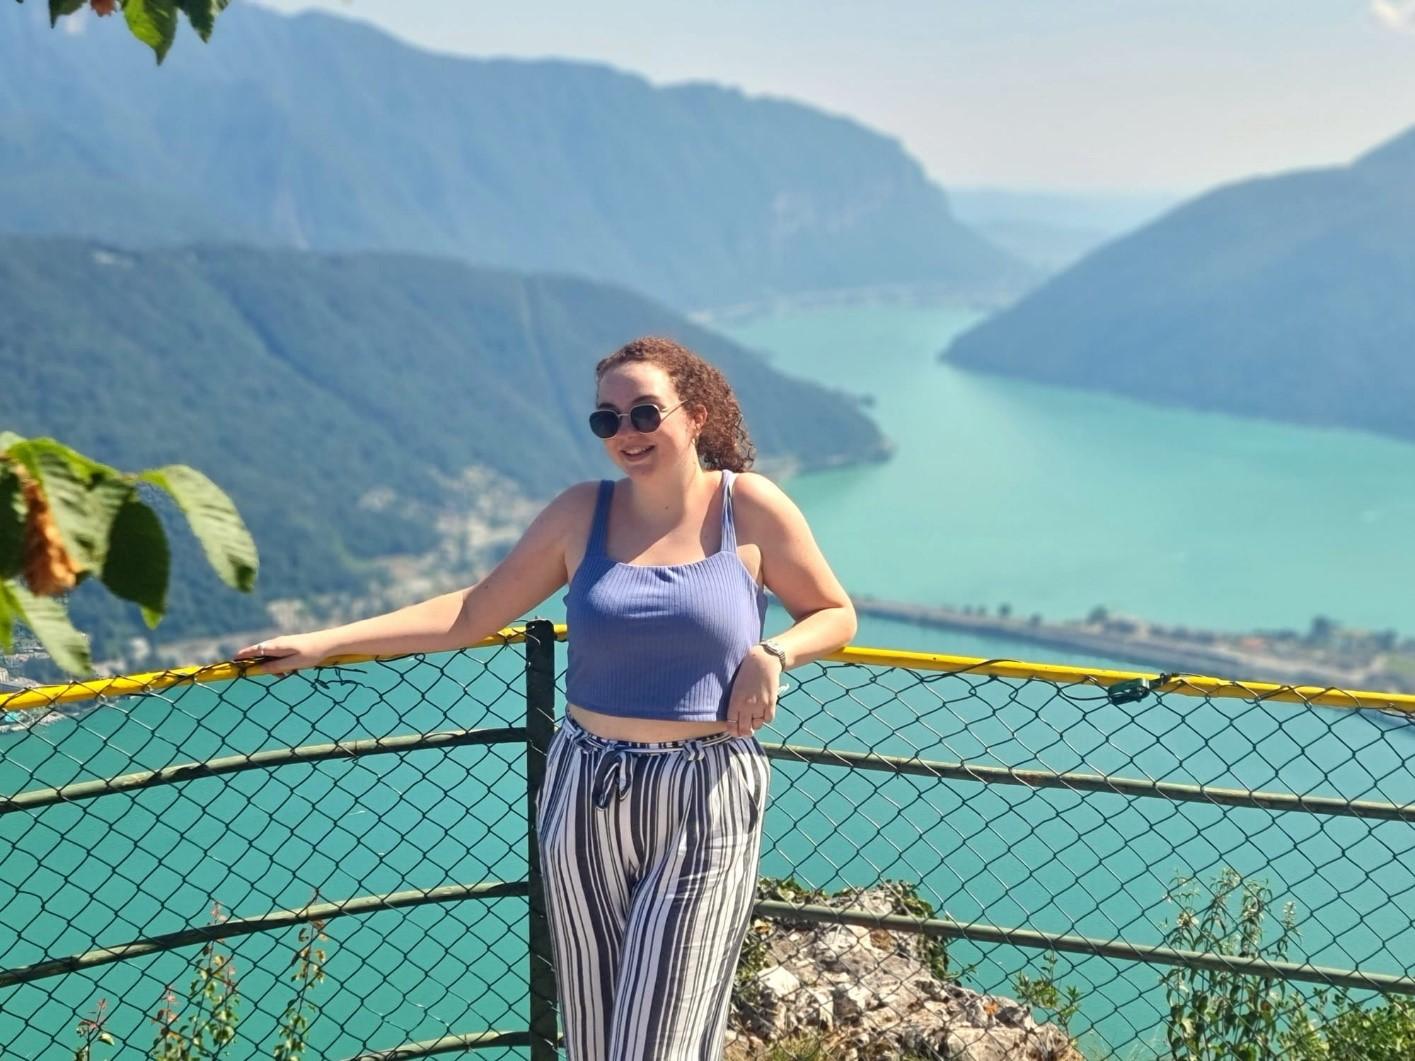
563, 469, 769, 722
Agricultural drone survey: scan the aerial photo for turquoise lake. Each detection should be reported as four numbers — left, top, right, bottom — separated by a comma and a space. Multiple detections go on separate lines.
2, 304, 1412, 1058
722, 304, 1415, 639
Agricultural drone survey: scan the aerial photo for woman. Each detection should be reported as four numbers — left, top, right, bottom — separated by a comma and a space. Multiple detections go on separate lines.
236, 335, 857, 1059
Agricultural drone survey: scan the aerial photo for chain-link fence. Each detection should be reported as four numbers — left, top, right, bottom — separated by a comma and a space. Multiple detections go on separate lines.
3, 619, 1414, 1059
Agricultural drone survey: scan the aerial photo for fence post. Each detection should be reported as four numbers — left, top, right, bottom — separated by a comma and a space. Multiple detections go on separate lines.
524, 618, 559, 1059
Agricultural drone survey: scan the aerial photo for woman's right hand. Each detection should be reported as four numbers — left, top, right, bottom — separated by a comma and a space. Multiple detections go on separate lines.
232, 632, 338, 676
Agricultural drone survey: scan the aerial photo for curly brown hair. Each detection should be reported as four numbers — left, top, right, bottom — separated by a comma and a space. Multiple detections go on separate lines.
595, 336, 756, 472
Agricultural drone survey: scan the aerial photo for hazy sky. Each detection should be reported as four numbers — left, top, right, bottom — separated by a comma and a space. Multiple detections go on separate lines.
249, 0, 1415, 196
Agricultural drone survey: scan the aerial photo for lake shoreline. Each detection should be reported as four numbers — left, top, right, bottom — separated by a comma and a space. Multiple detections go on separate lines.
849, 594, 1414, 696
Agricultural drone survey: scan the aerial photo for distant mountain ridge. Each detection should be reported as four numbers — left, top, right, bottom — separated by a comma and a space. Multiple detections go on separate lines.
943, 127, 1415, 446
0, 4, 1029, 312
0, 236, 889, 655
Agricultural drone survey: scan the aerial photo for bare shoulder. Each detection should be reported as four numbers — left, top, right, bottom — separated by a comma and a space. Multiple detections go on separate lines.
544, 479, 603, 531
731, 470, 801, 525
555, 478, 604, 509
504, 480, 604, 585
730, 469, 846, 611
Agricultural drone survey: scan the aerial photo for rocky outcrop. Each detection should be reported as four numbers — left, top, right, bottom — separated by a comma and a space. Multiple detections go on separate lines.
728, 882, 1082, 1061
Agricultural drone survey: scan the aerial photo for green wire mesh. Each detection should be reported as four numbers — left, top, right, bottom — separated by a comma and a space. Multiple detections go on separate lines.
2, 621, 1412, 1059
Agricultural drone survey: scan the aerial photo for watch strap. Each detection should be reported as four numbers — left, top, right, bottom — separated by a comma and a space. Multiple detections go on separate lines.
758, 638, 788, 670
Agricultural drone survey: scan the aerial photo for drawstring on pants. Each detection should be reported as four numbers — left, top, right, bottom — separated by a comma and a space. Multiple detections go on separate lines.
591, 747, 632, 809
567, 721, 720, 810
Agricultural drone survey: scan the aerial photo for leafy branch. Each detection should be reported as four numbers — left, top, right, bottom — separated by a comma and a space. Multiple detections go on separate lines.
0, 433, 257, 675
14, 0, 230, 64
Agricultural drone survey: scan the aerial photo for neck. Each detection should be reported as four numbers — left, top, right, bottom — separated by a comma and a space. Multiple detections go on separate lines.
624, 456, 713, 524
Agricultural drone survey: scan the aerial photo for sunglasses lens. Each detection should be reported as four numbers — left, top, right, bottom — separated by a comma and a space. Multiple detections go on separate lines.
629, 404, 662, 433
588, 411, 620, 439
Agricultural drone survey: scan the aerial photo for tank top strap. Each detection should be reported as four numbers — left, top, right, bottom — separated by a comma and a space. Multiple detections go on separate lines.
586, 479, 614, 557
719, 469, 739, 553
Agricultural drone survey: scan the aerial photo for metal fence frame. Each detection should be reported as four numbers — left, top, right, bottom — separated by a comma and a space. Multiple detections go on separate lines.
3, 618, 1414, 1058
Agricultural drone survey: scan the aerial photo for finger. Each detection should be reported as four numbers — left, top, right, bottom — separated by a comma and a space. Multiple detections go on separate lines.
738, 706, 765, 736
725, 703, 744, 737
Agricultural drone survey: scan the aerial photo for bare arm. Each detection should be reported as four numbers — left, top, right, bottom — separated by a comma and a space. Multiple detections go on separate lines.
721, 471, 855, 737
236, 482, 593, 672
738, 472, 858, 669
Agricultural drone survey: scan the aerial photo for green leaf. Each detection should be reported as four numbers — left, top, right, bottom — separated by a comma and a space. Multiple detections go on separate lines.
124, 0, 179, 64
0, 580, 15, 654
100, 494, 169, 627
5, 439, 127, 574
0, 462, 24, 582
0, 432, 23, 453
175, 0, 227, 41
139, 465, 257, 591
48, 0, 86, 28
6, 582, 91, 675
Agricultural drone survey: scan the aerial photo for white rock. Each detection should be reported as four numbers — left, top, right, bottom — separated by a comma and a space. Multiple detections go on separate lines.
813, 923, 875, 971
798, 986, 834, 1030
751, 964, 800, 1000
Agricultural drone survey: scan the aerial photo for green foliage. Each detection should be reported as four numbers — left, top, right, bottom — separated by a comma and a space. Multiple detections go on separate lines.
176, 0, 225, 42
19, 0, 230, 63
0, 433, 256, 674
0, 238, 888, 659
1013, 950, 1082, 1040
1160, 867, 1415, 1060
945, 132, 1415, 448
151, 912, 241, 1059
75, 903, 330, 1059
145, 905, 240, 1060
4, 581, 91, 673
122, 0, 179, 63
0, 8, 1026, 311
1161, 867, 1303, 1060
272, 918, 329, 1061
873, 877, 956, 984
1304, 993, 1415, 1060
73, 997, 115, 1060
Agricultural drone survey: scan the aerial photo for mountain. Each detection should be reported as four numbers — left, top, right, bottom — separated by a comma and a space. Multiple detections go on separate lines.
943, 129, 1415, 446
0, 236, 890, 656
0, 4, 1029, 313
947, 187, 1180, 271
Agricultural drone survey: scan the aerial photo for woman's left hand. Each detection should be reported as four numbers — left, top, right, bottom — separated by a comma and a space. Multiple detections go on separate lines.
726, 645, 786, 738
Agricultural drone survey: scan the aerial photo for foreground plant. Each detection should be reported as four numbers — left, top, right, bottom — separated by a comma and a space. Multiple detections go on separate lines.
13, 1, 231, 64
272, 916, 329, 1061
73, 997, 115, 1060
0, 433, 255, 675
1160, 867, 1304, 1060
1014, 949, 1082, 1042
1159, 867, 1415, 1060
151, 901, 241, 1060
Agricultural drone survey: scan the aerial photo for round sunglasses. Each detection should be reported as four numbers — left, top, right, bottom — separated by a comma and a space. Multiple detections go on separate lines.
588, 401, 685, 439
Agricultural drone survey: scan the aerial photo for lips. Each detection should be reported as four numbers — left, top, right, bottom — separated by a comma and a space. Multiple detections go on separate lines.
622, 445, 654, 459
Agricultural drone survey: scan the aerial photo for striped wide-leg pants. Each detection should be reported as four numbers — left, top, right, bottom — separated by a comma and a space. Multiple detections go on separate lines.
533, 714, 771, 1060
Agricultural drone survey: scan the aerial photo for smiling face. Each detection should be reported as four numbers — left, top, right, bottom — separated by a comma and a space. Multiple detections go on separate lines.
595, 361, 707, 477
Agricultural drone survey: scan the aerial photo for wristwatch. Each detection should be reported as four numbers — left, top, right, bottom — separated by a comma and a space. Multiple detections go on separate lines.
757, 638, 788, 671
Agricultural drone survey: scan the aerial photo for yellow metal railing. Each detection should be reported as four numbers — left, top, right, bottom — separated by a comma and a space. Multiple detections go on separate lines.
3, 621, 1414, 1058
